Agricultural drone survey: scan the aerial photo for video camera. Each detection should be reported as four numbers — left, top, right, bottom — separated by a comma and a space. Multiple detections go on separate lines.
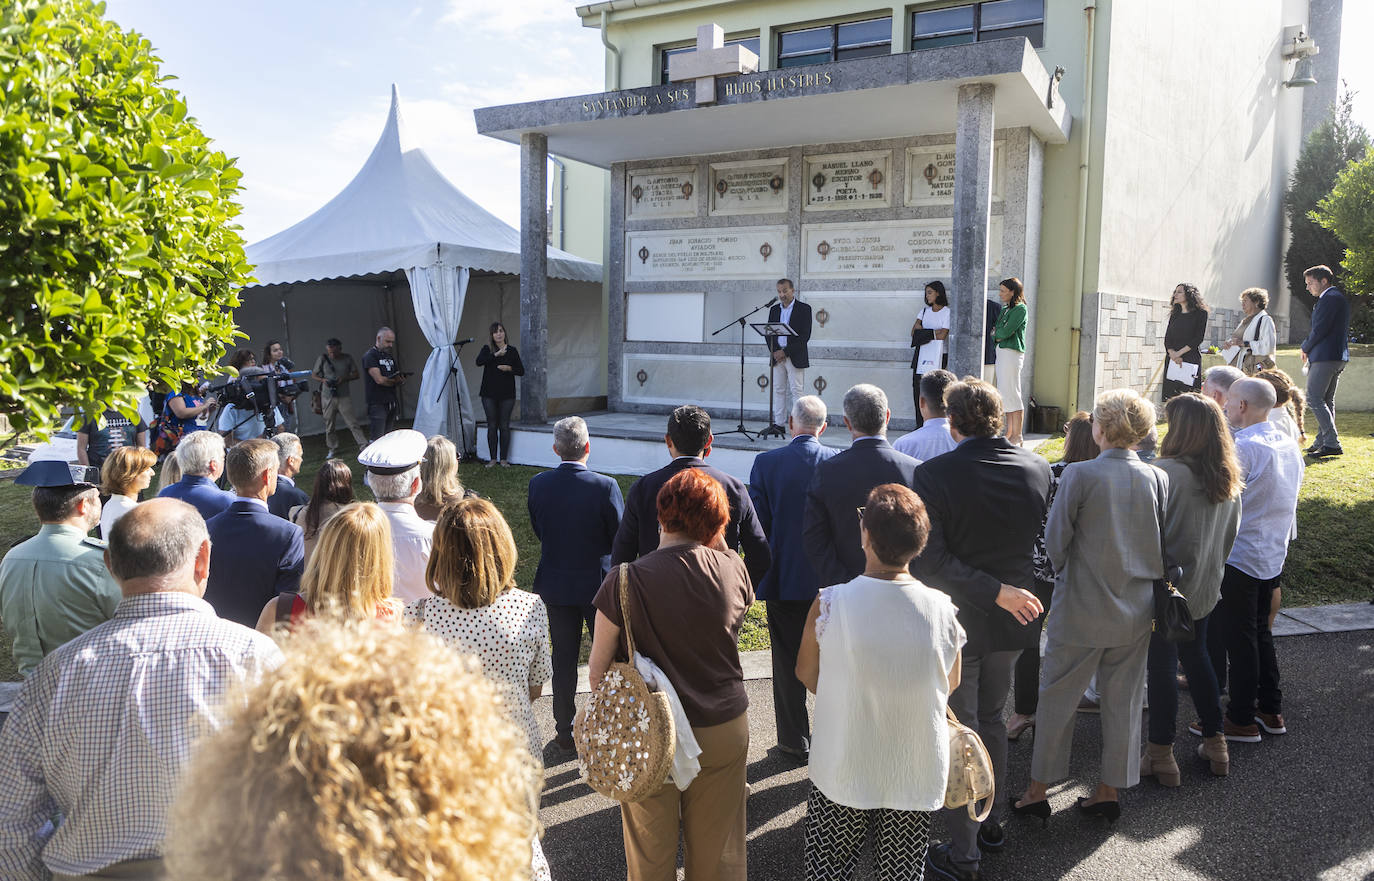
204, 367, 311, 436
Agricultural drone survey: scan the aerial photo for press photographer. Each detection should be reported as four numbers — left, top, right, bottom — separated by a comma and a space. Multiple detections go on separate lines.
311, 337, 368, 458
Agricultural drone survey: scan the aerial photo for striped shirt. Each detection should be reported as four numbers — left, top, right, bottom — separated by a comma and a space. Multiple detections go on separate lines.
0, 591, 282, 880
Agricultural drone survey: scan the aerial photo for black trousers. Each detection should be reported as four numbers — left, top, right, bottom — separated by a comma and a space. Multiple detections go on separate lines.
766, 599, 813, 752
482, 396, 515, 461
1211, 564, 1282, 726
1012, 578, 1055, 715
546, 602, 596, 741
366, 401, 396, 441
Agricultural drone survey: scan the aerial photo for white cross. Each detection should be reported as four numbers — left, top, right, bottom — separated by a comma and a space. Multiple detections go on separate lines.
667, 23, 760, 105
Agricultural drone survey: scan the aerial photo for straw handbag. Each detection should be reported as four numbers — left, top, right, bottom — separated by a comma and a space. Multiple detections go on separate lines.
944, 706, 995, 821
574, 564, 675, 802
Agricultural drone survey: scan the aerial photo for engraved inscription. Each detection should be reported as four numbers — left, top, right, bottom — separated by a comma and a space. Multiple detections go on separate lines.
627, 167, 697, 219
709, 160, 788, 215
801, 218, 1005, 279
803, 151, 891, 210
625, 226, 788, 281
905, 144, 1006, 205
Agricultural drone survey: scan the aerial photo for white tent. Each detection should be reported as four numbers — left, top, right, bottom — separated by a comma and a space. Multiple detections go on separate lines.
241, 85, 601, 445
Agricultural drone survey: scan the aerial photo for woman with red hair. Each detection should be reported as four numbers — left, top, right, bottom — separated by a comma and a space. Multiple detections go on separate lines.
587, 467, 755, 880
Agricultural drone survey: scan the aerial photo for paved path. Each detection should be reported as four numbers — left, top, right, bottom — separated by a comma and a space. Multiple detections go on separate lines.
536, 619, 1374, 880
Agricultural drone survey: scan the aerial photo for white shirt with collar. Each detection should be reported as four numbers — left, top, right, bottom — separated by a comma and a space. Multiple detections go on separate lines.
377, 501, 435, 602
233, 496, 269, 511
892, 418, 957, 461
1227, 421, 1304, 580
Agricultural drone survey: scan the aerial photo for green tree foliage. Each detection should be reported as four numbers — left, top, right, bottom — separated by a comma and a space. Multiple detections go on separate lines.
1316, 150, 1374, 341
0, 0, 250, 438
1283, 91, 1369, 320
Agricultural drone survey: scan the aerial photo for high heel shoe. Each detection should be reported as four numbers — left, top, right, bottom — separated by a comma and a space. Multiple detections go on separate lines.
1011, 795, 1051, 828
1074, 796, 1121, 825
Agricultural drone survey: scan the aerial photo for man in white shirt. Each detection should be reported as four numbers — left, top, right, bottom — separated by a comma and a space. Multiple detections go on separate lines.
0, 498, 282, 881
894, 369, 958, 462
359, 429, 434, 602
1212, 379, 1304, 745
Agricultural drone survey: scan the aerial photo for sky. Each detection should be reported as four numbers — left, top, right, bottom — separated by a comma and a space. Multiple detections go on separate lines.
100, 0, 1374, 246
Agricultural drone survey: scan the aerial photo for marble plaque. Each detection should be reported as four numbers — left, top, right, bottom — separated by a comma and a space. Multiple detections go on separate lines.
625, 226, 787, 281
905, 144, 1006, 205
626, 166, 697, 219
709, 159, 788, 216
803, 150, 891, 210
801, 217, 1004, 279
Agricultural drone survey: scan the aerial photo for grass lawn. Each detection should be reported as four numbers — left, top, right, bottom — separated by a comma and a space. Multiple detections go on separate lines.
2, 411, 1368, 681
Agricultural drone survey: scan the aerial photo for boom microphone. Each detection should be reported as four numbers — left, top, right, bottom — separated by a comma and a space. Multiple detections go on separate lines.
454, 337, 474, 345
764, 296, 778, 307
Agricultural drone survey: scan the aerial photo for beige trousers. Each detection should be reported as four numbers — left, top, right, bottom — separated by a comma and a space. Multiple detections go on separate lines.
621, 711, 749, 881
53, 858, 164, 881
322, 391, 367, 452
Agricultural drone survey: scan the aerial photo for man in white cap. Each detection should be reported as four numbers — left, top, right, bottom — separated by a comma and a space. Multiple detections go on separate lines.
358, 429, 433, 602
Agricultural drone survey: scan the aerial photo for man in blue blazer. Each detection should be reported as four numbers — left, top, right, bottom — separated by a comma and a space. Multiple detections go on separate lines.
203, 439, 304, 628
527, 416, 624, 756
765, 278, 813, 434
803, 384, 921, 589
266, 433, 309, 519
748, 395, 837, 763
1300, 264, 1351, 457
157, 430, 234, 520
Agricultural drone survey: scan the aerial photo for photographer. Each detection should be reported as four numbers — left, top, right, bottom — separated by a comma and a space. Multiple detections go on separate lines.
311, 337, 368, 458
362, 326, 407, 441
264, 340, 306, 432
216, 349, 280, 445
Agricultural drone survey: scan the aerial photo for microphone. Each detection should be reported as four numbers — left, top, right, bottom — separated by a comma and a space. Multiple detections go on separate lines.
764, 296, 778, 307
454, 337, 474, 345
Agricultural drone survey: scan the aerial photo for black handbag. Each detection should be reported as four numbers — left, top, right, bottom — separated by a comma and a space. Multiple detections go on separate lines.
1152, 494, 1194, 642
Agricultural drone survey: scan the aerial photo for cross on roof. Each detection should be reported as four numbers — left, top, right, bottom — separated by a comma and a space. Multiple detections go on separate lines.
667, 23, 760, 105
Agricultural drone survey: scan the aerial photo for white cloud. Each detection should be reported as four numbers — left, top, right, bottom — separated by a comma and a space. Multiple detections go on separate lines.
440, 0, 584, 34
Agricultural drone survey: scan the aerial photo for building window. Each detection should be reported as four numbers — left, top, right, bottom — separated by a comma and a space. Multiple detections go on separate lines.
777, 17, 893, 68
911, 0, 1043, 50
659, 36, 761, 85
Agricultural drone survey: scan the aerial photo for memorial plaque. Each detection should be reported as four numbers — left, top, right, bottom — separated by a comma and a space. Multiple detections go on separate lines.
801, 218, 1004, 279
626, 226, 788, 281
905, 144, 1005, 205
626, 166, 698, 219
709, 159, 788, 215
803, 150, 891, 210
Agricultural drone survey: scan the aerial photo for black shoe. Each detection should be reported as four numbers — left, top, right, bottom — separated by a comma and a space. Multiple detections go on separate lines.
772, 744, 809, 766
1011, 794, 1051, 828
1305, 442, 1323, 454
977, 819, 1005, 853
1310, 445, 1344, 458
1074, 796, 1121, 825
546, 736, 577, 762
926, 842, 982, 881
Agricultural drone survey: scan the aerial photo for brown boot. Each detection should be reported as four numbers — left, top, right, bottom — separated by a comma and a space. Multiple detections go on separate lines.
1141, 742, 1181, 786
1197, 734, 1230, 776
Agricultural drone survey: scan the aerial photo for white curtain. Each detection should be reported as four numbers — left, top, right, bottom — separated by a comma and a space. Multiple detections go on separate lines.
407, 259, 475, 450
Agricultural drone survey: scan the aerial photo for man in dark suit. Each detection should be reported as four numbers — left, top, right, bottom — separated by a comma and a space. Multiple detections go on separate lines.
1299, 264, 1351, 457
204, 438, 305, 628
266, 433, 309, 519
911, 379, 1050, 881
527, 416, 625, 757
803, 384, 921, 588
765, 278, 812, 435
611, 405, 770, 588
157, 430, 234, 520
748, 395, 837, 764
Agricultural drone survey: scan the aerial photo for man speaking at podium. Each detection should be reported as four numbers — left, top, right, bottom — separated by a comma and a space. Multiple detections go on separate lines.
766, 278, 812, 435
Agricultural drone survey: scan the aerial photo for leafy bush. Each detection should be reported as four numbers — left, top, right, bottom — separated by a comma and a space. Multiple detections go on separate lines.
0, 0, 250, 438
1316, 147, 1374, 342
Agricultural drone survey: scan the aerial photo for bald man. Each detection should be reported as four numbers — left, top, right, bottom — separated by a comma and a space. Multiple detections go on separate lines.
1211, 378, 1304, 746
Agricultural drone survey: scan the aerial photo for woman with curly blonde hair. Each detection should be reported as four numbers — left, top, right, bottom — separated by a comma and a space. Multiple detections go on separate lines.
165, 619, 550, 881
255, 503, 402, 635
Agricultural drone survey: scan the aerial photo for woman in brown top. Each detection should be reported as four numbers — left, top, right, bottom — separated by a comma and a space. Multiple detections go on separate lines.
588, 468, 754, 881
414, 435, 476, 521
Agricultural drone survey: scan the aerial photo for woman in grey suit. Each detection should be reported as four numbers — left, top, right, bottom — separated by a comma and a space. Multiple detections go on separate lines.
1013, 389, 1165, 825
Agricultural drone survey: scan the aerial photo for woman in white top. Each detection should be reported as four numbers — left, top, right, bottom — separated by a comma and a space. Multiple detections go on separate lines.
99, 446, 157, 537
404, 497, 552, 758
910, 281, 951, 428
1224, 287, 1277, 375
796, 483, 966, 881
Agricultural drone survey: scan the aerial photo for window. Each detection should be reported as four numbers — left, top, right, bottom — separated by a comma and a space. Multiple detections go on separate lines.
911, 0, 1043, 50
777, 16, 893, 68
659, 36, 761, 85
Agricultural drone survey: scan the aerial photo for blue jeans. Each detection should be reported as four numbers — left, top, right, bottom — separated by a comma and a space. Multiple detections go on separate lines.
1147, 612, 1222, 743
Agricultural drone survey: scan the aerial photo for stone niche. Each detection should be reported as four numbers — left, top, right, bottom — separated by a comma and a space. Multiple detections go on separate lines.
609, 129, 1044, 429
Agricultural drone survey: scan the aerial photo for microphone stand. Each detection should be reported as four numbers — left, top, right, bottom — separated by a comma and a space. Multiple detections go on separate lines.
710, 296, 776, 442
435, 339, 477, 461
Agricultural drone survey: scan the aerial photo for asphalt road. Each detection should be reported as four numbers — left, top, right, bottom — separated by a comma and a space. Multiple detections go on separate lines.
533, 630, 1374, 880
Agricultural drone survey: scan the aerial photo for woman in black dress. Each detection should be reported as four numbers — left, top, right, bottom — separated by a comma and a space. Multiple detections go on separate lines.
1162, 283, 1209, 401
475, 322, 524, 467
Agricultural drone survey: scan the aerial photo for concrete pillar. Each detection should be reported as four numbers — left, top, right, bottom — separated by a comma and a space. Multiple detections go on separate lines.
520, 132, 549, 424
950, 83, 996, 380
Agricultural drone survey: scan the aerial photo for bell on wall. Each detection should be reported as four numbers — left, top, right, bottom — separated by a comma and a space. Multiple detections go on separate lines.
1284, 56, 1318, 89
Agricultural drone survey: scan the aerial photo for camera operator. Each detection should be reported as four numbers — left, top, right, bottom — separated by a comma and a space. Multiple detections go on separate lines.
312, 337, 368, 458
263, 340, 307, 432
362, 327, 407, 441
216, 349, 280, 446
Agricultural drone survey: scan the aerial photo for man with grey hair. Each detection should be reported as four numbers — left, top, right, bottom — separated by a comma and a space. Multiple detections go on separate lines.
803, 384, 921, 587
157, 429, 234, 520
203, 439, 304, 627
749, 395, 837, 763
359, 429, 433, 602
0, 498, 282, 881
1201, 364, 1245, 410
527, 416, 625, 756
266, 432, 309, 519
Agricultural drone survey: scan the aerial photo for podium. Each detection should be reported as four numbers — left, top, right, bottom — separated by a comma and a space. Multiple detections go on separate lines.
752, 322, 797, 439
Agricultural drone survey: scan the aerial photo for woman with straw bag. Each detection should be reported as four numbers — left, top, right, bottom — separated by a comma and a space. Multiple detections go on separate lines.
586, 468, 754, 881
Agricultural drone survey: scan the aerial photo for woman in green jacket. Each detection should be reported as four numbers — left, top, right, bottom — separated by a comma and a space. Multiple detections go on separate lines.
994, 277, 1029, 445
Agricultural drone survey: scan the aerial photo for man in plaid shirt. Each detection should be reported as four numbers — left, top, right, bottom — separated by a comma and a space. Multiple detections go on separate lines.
0, 498, 283, 881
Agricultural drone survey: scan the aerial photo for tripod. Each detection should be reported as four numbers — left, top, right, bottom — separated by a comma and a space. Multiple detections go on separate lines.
710, 296, 777, 442
435, 340, 478, 462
